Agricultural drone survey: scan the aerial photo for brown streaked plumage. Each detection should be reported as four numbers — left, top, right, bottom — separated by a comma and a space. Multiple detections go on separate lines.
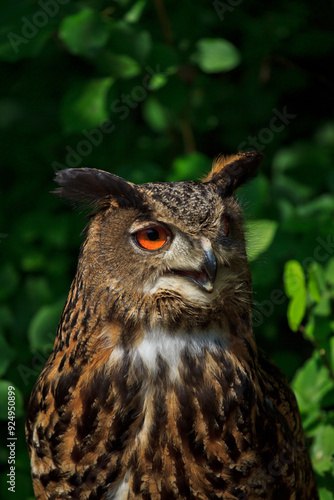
26, 152, 318, 499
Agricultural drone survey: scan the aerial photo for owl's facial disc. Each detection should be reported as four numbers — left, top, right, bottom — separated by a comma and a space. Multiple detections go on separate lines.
170, 238, 217, 293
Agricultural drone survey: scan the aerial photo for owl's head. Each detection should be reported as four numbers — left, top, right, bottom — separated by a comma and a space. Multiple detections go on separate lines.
54, 152, 262, 328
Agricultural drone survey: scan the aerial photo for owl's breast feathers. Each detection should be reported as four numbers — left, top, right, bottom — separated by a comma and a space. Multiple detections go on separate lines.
26, 287, 317, 500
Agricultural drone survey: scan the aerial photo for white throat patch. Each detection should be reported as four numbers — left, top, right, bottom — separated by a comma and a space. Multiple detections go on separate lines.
133, 328, 228, 381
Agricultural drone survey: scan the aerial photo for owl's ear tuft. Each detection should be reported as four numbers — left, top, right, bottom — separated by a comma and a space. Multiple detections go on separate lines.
203, 151, 263, 196
53, 168, 144, 210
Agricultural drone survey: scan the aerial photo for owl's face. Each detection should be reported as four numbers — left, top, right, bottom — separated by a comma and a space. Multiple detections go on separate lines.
84, 182, 247, 307
55, 152, 262, 327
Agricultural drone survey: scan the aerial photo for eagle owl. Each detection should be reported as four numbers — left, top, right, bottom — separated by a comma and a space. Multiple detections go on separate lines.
26, 152, 318, 499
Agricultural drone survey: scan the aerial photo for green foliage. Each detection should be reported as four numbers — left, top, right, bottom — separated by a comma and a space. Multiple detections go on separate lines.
284, 260, 307, 331
0, 0, 333, 497
246, 219, 278, 262
59, 8, 110, 58
61, 77, 114, 132
191, 38, 241, 73
284, 260, 334, 497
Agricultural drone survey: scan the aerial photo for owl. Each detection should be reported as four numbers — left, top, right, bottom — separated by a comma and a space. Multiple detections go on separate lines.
26, 152, 318, 499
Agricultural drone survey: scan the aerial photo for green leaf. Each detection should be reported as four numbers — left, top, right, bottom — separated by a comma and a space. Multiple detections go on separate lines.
308, 264, 323, 303
0, 380, 24, 420
284, 260, 305, 299
311, 425, 334, 474
61, 77, 113, 133
192, 38, 240, 73
287, 289, 306, 331
312, 316, 332, 342
21, 251, 46, 272
292, 352, 333, 415
97, 52, 141, 79
149, 73, 168, 90
28, 300, 64, 352
284, 262, 307, 331
314, 297, 331, 317
304, 316, 315, 341
246, 220, 278, 261
167, 153, 211, 182
59, 8, 110, 58
105, 24, 152, 65
319, 488, 334, 500
142, 97, 169, 132
124, 0, 147, 23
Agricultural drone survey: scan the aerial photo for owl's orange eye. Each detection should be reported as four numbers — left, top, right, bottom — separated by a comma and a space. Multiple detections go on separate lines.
135, 226, 170, 251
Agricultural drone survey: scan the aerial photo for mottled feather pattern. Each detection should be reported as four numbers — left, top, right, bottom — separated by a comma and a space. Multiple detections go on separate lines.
26, 152, 318, 499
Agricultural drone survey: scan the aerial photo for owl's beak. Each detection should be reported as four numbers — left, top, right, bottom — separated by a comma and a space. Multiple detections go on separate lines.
170, 238, 217, 293
200, 238, 217, 293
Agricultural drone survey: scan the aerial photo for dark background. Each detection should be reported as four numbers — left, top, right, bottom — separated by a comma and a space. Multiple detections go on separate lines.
0, 1, 333, 498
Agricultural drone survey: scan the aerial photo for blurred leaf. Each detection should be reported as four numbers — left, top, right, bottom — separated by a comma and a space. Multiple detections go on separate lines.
316, 123, 334, 146
106, 24, 151, 65
318, 488, 334, 500
296, 195, 334, 218
0, 16, 52, 62
0, 380, 24, 420
287, 289, 306, 331
0, 264, 19, 301
311, 425, 334, 474
314, 297, 331, 317
309, 316, 332, 342
142, 97, 169, 132
149, 73, 168, 90
61, 77, 113, 133
304, 316, 315, 341
284, 260, 307, 330
21, 251, 46, 272
59, 8, 110, 58
124, 0, 147, 23
28, 300, 64, 352
284, 260, 305, 299
308, 261, 326, 303
292, 352, 333, 415
192, 38, 240, 73
167, 153, 211, 181
273, 143, 332, 202
97, 52, 141, 78
246, 220, 278, 261
308, 279, 321, 302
